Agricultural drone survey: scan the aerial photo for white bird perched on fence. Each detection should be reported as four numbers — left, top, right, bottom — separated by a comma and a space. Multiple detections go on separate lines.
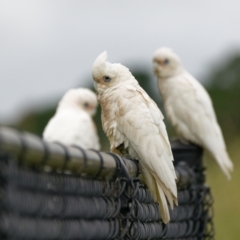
92, 51, 178, 223
43, 88, 100, 150
153, 47, 233, 179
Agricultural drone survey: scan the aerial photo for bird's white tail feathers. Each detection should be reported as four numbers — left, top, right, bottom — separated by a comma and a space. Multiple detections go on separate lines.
156, 182, 171, 223
211, 149, 233, 180
141, 166, 178, 224
154, 173, 178, 223
155, 176, 178, 209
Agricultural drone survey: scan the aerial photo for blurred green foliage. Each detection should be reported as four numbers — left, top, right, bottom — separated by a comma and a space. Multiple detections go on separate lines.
207, 55, 240, 139
16, 108, 56, 137
15, 55, 240, 239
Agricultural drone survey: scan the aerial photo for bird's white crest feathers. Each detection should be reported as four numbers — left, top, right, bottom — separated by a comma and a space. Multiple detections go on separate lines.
92, 51, 107, 71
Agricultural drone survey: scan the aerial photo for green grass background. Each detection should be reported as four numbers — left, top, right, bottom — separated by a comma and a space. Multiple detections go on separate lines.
205, 137, 240, 239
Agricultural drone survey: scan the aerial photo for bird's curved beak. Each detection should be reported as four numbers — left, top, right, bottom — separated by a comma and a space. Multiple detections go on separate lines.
94, 81, 98, 91
153, 61, 159, 69
89, 107, 96, 116
153, 61, 160, 76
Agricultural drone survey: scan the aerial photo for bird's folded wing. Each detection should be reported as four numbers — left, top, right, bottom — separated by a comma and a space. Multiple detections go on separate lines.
168, 74, 223, 143
114, 86, 177, 196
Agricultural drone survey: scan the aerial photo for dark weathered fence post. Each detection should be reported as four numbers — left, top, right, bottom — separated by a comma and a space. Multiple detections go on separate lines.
172, 140, 215, 239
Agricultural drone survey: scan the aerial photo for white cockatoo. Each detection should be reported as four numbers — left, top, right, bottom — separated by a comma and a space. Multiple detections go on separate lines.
92, 51, 177, 223
153, 47, 233, 179
43, 88, 100, 150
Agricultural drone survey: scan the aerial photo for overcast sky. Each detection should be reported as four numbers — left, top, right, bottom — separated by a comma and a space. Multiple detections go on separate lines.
1, 0, 240, 124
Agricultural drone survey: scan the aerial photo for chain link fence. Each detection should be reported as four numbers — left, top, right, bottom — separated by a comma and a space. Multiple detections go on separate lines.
0, 127, 214, 239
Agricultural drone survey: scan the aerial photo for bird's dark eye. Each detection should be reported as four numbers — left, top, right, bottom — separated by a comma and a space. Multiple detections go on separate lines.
163, 59, 169, 65
103, 76, 111, 82
84, 102, 89, 108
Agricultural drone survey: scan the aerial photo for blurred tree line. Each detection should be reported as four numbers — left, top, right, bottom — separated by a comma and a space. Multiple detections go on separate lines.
15, 54, 240, 150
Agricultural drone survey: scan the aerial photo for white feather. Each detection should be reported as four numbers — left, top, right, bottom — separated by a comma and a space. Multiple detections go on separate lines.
43, 88, 100, 150
153, 47, 233, 179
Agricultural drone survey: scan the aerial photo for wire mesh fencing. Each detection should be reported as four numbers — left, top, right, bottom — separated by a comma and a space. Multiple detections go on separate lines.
0, 127, 214, 239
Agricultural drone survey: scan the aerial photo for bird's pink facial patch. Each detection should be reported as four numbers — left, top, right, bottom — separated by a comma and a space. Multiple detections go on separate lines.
96, 78, 109, 85
87, 104, 95, 110
155, 59, 165, 66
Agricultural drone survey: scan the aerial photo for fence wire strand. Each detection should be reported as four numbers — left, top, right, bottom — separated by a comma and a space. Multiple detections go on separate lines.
0, 129, 214, 240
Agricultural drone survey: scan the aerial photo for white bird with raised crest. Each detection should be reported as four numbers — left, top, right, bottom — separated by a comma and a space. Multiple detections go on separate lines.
92, 51, 178, 223
43, 88, 100, 150
153, 47, 233, 179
